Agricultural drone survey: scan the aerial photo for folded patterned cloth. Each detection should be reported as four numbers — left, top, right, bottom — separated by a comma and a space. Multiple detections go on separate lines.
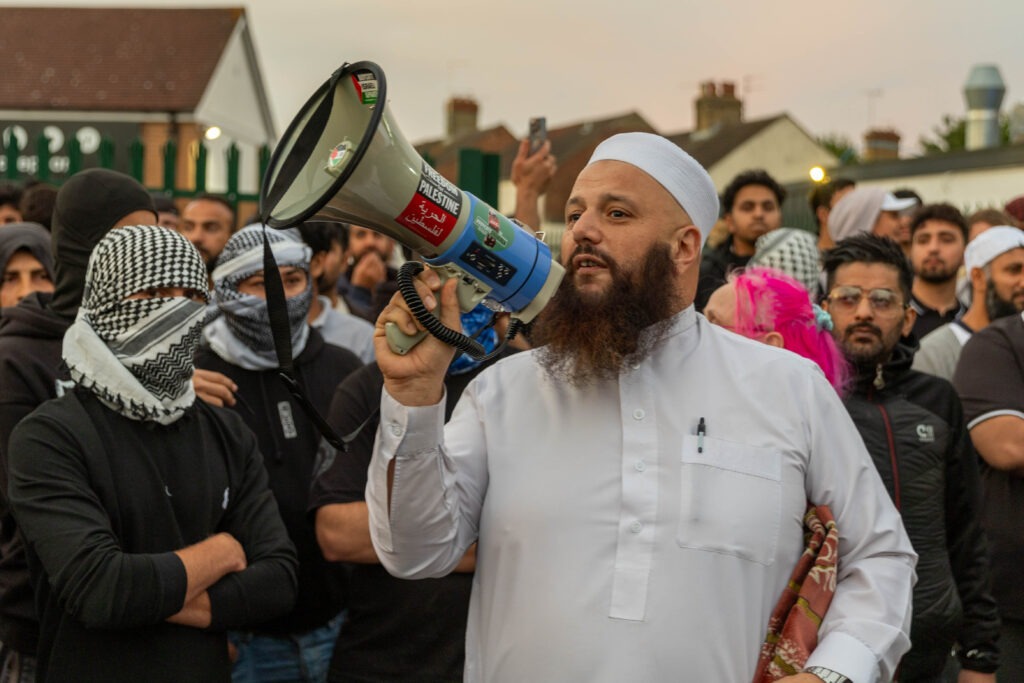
753, 504, 839, 683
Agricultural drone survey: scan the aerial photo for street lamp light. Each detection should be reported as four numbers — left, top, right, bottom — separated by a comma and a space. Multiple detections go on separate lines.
809, 166, 826, 183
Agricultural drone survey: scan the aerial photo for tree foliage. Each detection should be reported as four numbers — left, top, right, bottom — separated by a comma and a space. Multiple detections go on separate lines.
816, 133, 859, 165
920, 114, 1011, 154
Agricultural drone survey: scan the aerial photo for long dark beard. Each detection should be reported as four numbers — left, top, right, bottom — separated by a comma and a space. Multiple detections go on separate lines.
532, 242, 681, 386
986, 278, 1021, 321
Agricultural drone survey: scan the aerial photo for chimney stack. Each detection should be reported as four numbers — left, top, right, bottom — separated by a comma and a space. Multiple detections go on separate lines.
964, 65, 1006, 150
863, 129, 901, 162
446, 97, 479, 138
695, 81, 743, 132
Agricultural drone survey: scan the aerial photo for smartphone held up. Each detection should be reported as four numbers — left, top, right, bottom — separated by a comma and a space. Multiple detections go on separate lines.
528, 117, 547, 154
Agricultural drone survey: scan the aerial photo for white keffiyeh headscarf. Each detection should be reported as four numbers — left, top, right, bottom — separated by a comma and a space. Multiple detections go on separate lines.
62, 225, 209, 424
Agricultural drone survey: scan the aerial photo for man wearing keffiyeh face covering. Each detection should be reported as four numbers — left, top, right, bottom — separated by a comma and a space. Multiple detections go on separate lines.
196, 225, 363, 683
7, 225, 298, 683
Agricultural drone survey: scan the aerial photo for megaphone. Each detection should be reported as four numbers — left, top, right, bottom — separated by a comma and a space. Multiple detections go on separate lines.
260, 61, 564, 355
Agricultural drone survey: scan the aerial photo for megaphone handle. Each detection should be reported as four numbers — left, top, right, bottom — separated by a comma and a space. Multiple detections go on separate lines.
384, 322, 430, 356
384, 263, 479, 356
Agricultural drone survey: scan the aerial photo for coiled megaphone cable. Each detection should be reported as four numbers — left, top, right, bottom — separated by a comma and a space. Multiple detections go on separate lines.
396, 261, 523, 362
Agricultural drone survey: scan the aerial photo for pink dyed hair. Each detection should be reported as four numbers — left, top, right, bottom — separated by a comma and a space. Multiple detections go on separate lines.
730, 267, 850, 395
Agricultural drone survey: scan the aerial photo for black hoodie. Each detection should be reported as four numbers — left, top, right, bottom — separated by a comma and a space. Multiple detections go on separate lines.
0, 169, 156, 656
843, 339, 1001, 676
48, 168, 156, 322
0, 292, 68, 654
0, 222, 53, 282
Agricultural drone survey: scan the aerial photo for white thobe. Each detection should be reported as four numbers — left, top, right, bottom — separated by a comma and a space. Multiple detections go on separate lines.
367, 307, 916, 683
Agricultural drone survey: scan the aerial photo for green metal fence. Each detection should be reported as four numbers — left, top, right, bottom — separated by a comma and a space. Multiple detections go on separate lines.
2, 129, 271, 205
2, 129, 500, 213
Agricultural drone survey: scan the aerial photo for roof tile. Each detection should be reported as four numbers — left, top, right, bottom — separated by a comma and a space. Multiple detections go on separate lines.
0, 7, 242, 112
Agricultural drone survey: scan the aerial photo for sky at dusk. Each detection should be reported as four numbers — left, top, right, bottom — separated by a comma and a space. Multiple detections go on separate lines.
8, 0, 1024, 156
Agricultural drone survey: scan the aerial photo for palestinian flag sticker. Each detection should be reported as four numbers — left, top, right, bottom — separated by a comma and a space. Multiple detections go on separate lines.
324, 140, 353, 177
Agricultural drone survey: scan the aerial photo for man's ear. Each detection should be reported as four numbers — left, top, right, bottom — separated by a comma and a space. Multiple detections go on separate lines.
901, 304, 917, 337
815, 206, 830, 227
725, 212, 737, 235
969, 266, 986, 296
672, 225, 703, 268
310, 252, 326, 279
761, 331, 785, 348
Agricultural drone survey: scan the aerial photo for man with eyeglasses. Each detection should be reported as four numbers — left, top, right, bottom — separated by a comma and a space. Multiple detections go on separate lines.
822, 234, 1000, 680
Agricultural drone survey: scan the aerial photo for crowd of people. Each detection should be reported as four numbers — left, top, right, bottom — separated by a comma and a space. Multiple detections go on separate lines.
0, 127, 1021, 683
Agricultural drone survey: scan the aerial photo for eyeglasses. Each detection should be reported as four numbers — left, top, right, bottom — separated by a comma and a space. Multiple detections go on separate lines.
827, 286, 906, 315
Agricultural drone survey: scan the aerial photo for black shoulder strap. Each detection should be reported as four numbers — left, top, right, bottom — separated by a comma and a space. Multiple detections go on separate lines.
259, 227, 365, 452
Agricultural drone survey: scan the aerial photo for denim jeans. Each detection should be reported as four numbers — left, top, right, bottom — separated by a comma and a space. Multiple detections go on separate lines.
230, 612, 344, 683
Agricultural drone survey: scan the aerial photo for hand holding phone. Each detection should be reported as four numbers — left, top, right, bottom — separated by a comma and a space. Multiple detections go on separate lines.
528, 117, 547, 155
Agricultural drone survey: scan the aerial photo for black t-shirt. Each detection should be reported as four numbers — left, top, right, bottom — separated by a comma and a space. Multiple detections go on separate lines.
953, 312, 1024, 617
310, 359, 507, 683
911, 295, 966, 341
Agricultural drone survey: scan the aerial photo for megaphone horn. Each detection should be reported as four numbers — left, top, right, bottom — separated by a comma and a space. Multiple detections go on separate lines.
260, 61, 564, 355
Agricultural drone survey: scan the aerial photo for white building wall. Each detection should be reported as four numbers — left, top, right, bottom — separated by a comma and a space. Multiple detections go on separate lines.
710, 117, 838, 187
853, 166, 1024, 212
194, 17, 271, 195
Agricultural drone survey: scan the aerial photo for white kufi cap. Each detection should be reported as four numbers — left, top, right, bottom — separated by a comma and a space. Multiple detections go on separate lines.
586, 132, 719, 242
965, 225, 1024, 272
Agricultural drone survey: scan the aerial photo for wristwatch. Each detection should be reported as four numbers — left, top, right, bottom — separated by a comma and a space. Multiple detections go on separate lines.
802, 666, 851, 683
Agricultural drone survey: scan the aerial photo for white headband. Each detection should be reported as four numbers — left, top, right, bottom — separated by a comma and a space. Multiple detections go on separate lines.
586, 132, 719, 242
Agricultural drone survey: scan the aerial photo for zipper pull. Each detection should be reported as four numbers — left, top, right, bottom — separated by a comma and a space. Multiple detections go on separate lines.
873, 363, 885, 390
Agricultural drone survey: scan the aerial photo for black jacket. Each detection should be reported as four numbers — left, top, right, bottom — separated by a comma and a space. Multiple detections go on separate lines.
8, 389, 297, 682
844, 341, 1000, 677
196, 329, 363, 636
0, 292, 71, 655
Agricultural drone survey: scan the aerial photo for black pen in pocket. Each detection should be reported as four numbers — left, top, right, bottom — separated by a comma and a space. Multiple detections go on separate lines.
697, 417, 706, 454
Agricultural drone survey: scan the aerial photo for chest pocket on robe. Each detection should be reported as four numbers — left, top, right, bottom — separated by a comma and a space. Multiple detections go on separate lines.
676, 434, 782, 566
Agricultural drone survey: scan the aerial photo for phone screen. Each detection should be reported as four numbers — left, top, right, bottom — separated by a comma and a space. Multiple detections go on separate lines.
528, 117, 547, 154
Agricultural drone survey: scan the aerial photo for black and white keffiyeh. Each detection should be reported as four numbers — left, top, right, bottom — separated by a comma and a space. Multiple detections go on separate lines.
204, 224, 313, 370
62, 224, 209, 424
749, 228, 821, 295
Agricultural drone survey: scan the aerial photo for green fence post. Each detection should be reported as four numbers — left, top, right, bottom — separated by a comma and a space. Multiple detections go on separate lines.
99, 136, 115, 169
3, 130, 17, 180
482, 152, 500, 208
226, 142, 240, 204
458, 148, 483, 199
67, 137, 82, 176
194, 141, 207, 193
162, 139, 177, 192
35, 132, 50, 183
458, 148, 500, 206
129, 138, 145, 183
258, 144, 271, 189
